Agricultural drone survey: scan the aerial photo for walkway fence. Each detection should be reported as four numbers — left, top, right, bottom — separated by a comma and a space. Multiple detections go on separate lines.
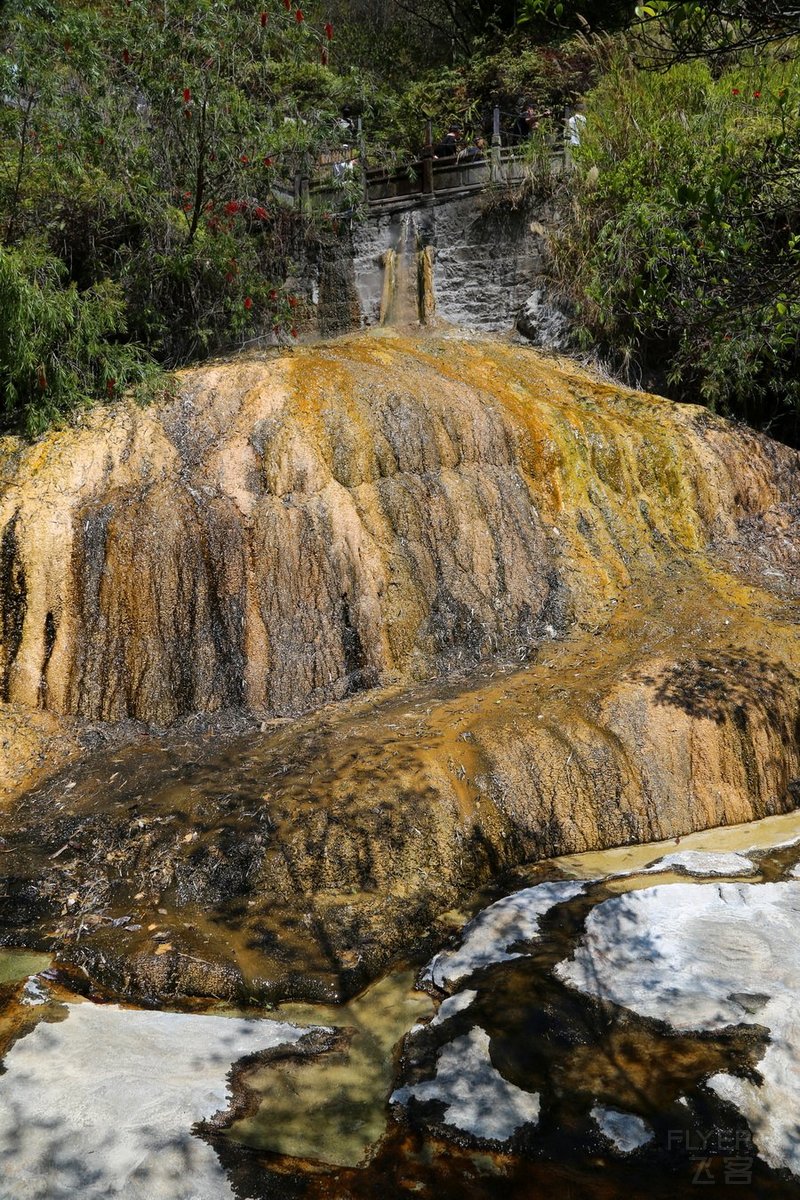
277, 106, 570, 217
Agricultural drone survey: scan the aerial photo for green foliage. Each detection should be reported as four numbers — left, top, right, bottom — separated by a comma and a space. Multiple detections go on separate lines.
0, 0, 343, 433
632, 2, 800, 59
358, 38, 596, 165
552, 54, 800, 439
520, 0, 635, 35
0, 244, 154, 437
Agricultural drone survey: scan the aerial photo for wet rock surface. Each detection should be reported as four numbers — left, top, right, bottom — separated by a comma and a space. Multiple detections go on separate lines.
383, 834, 800, 1198
1, 330, 799, 1003
7, 828, 800, 1199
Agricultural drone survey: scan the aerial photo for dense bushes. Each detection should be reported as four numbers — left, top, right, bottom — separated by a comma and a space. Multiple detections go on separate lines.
0, 246, 154, 437
2, 1, 798, 444
0, 0, 349, 435
552, 54, 800, 440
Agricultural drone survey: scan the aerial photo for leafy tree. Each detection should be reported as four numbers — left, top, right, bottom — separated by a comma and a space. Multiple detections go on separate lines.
0, 0, 344, 432
0, 244, 155, 437
519, 0, 635, 36
633, 2, 800, 60
552, 57, 800, 441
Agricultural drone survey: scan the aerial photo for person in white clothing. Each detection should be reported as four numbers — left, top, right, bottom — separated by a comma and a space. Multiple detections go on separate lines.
566, 104, 587, 146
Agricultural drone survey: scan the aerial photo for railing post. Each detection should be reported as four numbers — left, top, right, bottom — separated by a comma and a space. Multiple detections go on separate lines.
491, 104, 503, 184
299, 150, 312, 215
358, 114, 369, 205
422, 118, 434, 197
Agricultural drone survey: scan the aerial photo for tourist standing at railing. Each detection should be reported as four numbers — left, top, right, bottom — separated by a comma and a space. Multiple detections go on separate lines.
434, 127, 460, 159
337, 105, 356, 139
512, 103, 537, 142
459, 137, 486, 164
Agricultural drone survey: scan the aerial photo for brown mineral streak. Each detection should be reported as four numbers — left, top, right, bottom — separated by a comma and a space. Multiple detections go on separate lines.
1, 329, 799, 886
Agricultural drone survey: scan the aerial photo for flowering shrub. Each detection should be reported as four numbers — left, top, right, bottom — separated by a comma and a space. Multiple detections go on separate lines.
0, 0, 349, 433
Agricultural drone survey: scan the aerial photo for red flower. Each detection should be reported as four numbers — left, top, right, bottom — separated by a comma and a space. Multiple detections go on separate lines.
288, 295, 298, 308
260, 10, 268, 26
254, 205, 268, 220
290, 327, 298, 338
106, 378, 116, 396
182, 87, 191, 103
122, 48, 131, 65
263, 156, 273, 167
321, 48, 328, 65
295, 9, 304, 21
240, 154, 249, 164
325, 22, 333, 39
731, 88, 740, 95
244, 297, 253, 310
269, 289, 278, 300
283, 0, 291, 8
225, 200, 240, 214
753, 90, 761, 98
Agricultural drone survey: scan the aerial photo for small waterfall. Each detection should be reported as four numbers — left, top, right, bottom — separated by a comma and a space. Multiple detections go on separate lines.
379, 213, 435, 326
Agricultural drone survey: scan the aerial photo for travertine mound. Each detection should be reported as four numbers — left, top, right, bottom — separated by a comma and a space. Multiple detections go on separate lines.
1, 330, 799, 999
1, 330, 796, 729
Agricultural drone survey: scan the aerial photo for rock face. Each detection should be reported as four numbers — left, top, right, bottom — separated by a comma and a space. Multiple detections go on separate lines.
1, 329, 797, 729
352, 198, 551, 331
1, 329, 799, 999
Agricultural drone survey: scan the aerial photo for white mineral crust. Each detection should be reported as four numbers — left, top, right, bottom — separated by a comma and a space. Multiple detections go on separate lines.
590, 1105, 654, 1152
392, 1026, 539, 1141
0, 1001, 323, 1199
424, 879, 586, 991
635, 850, 756, 877
556, 881, 800, 1176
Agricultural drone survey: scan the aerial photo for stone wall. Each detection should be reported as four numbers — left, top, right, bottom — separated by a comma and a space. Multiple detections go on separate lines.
307, 191, 564, 341
356, 194, 551, 331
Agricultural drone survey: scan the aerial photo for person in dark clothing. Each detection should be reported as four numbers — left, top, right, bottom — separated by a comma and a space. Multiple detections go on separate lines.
338, 104, 356, 138
512, 103, 537, 142
434, 126, 460, 158
460, 137, 486, 163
